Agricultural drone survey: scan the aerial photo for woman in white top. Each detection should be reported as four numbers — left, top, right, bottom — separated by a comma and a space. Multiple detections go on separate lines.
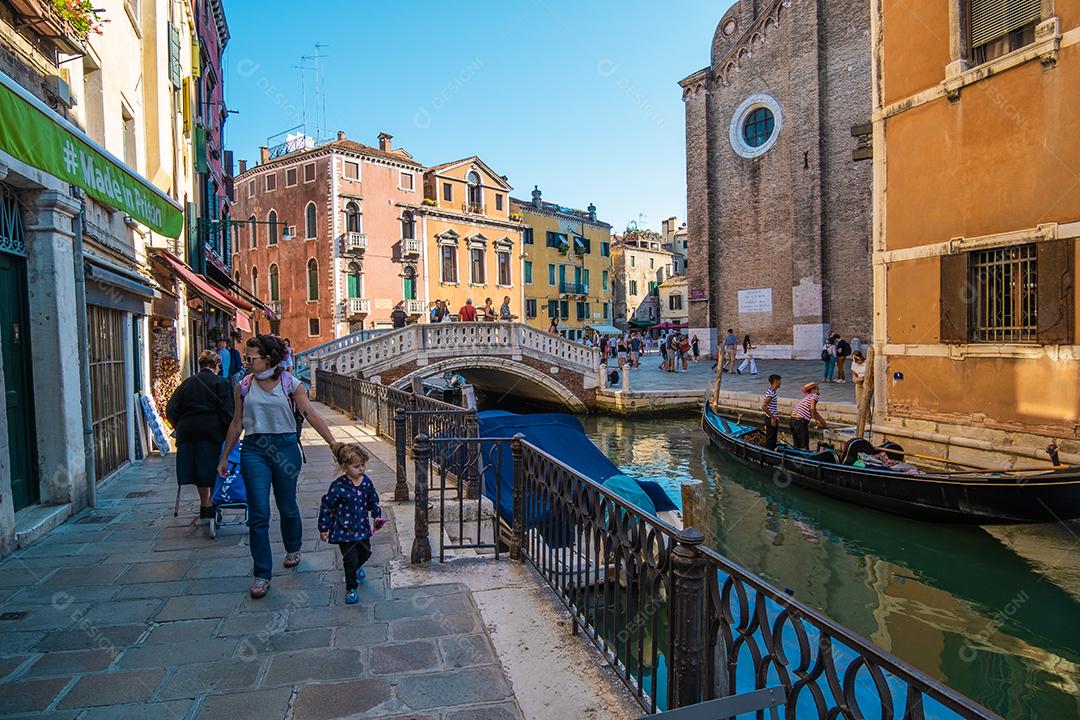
217, 334, 341, 599
737, 335, 758, 375
850, 351, 868, 408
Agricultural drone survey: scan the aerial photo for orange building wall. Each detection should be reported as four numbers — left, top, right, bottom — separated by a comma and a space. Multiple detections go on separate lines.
881, 0, 951, 105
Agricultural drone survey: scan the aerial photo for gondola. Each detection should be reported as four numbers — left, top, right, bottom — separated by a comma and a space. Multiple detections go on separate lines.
701, 402, 1080, 523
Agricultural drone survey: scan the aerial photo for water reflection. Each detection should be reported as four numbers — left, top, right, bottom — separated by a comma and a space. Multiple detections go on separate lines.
580, 414, 1080, 720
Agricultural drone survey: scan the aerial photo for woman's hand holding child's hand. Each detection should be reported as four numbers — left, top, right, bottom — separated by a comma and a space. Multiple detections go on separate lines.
319, 532, 328, 542
374, 518, 386, 531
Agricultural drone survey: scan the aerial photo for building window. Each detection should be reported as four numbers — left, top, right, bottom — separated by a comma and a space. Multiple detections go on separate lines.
248, 179, 255, 198
602, 270, 609, 291
526, 298, 537, 319
307, 258, 319, 301
576, 301, 589, 321
649, 257, 655, 270
269, 264, 280, 301
249, 214, 257, 248
629, 280, 638, 296
731, 94, 783, 158
251, 266, 258, 297
443, 182, 453, 202
495, 193, 504, 211
308, 318, 320, 336
743, 107, 775, 148
466, 171, 482, 210
305, 202, 318, 239
441, 245, 458, 284
630, 256, 636, 268
603, 302, 610, 319
401, 211, 415, 240
524, 260, 533, 284
969, 244, 1038, 343
303, 163, 316, 183
601, 241, 610, 257
402, 266, 417, 300
344, 161, 360, 180
548, 264, 556, 286
523, 228, 534, 245
121, 104, 136, 169
265, 173, 277, 192
497, 251, 511, 286
669, 294, 683, 310
560, 300, 569, 320
345, 202, 362, 233
264, 209, 276, 246
470, 248, 486, 284
234, 270, 240, 284
546, 232, 567, 249
285, 167, 298, 187
400, 171, 414, 191
347, 262, 362, 299
548, 300, 559, 318
970, 0, 1040, 64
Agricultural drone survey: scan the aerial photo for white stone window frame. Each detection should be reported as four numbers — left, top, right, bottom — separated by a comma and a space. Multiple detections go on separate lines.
399, 170, 415, 192
729, 93, 783, 159
437, 232, 460, 286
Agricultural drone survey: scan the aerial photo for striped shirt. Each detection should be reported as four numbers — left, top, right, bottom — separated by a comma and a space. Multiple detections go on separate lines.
792, 393, 819, 420
763, 389, 779, 418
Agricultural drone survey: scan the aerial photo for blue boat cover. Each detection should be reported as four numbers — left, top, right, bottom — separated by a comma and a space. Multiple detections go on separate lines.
476, 411, 677, 525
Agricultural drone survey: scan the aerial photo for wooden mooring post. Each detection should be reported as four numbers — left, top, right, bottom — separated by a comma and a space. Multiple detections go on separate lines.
410, 435, 432, 564
394, 409, 409, 502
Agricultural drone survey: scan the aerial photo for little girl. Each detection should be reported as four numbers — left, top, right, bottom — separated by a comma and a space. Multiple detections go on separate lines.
318, 444, 384, 605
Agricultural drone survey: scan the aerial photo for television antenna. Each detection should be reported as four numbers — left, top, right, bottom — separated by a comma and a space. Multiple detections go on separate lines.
295, 43, 330, 143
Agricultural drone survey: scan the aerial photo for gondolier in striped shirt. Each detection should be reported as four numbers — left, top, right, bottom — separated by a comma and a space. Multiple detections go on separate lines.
760, 374, 782, 450
790, 382, 828, 451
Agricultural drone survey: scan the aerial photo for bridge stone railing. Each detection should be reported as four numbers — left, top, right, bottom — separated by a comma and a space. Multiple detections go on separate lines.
293, 328, 392, 380
316, 322, 602, 381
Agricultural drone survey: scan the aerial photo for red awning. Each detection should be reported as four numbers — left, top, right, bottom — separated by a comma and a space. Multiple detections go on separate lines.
154, 250, 242, 316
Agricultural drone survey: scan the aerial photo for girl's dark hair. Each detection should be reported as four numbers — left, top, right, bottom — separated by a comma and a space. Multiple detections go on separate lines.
247, 334, 286, 374
743, 335, 752, 350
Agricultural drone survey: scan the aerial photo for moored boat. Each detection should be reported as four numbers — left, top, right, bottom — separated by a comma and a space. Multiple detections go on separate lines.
701, 402, 1080, 523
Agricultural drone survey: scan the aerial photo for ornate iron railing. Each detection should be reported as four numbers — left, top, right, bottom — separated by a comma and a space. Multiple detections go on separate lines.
510, 439, 1003, 719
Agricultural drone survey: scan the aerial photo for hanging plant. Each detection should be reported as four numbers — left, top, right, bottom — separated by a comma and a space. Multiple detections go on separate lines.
51, 0, 106, 38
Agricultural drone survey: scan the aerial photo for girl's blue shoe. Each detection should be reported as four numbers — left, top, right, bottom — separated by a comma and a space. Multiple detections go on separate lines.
356, 568, 366, 582
345, 589, 359, 605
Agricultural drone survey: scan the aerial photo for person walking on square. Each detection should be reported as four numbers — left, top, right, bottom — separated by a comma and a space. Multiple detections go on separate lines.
722, 329, 738, 373
679, 334, 691, 372
691, 335, 700, 363
319, 443, 384, 605
790, 381, 828, 451
834, 334, 852, 382
629, 332, 642, 368
217, 334, 342, 600
737, 334, 758, 375
822, 334, 838, 382
760, 374, 782, 451
167, 350, 233, 522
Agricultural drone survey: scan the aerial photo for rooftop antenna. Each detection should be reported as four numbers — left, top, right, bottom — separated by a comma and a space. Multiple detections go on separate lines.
296, 43, 329, 143
315, 43, 329, 143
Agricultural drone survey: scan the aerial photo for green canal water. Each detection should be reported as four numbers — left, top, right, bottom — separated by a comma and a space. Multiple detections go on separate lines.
580, 414, 1080, 720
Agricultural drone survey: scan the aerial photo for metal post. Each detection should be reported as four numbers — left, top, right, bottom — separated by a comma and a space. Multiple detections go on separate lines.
510, 433, 526, 561
670, 528, 708, 709
411, 434, 432, 564
465, 411, 480, 500
310, 357, 320, 401
394, 409, 409, 501
348, 376, 358, 420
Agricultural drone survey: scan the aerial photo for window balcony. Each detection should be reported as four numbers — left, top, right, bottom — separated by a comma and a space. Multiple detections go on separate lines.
344, 298, 371, 317
9, 0, 90, 55
342, 232, 367, 255
405, 299, 424, 315
462, 202, 485, 215
402, 238, 421, 256
559, 282, 589, 296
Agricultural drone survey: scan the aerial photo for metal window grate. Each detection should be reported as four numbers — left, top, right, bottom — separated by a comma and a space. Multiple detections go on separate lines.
88, 305, 130, 479
970, 0, 1040, 48
969, 243, 1038, 343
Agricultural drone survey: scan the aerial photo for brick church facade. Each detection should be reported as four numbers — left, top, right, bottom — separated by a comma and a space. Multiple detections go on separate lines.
680, 0, 873, 357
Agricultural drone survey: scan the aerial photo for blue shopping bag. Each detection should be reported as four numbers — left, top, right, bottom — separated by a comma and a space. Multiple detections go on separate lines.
211, 442, 246, 506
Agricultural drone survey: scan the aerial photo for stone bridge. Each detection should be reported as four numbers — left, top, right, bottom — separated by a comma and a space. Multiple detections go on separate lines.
308, 323, 603, 412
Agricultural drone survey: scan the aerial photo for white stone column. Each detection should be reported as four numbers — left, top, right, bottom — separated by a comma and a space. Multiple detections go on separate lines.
25, 189, 87, 509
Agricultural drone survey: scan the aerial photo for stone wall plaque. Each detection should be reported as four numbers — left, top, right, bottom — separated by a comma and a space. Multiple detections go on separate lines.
738, 288, 772, 314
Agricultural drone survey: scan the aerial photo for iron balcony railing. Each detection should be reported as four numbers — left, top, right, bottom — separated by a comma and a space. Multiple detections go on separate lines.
559, 281, 589, 296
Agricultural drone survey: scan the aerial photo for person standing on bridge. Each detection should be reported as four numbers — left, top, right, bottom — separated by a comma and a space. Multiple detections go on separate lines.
391, 302, 408, 329
499, 295, 515, 321
482, 297, 498, 321
459, 298, 478, 322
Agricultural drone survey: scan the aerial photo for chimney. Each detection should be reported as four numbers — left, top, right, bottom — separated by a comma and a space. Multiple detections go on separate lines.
587, 203, 596, 222
378, 132, 393, 151
337, 130, 346, 141
259, 146, 269, 164
238, 159, 248, 174
531, 185, 542, 209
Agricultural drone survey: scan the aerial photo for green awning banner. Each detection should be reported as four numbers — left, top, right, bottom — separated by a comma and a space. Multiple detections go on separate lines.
0, 71, 184, 238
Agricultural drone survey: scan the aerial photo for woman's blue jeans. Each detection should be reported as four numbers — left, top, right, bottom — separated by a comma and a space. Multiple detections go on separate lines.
824, 356, 836, 380
241, 433, 303, 580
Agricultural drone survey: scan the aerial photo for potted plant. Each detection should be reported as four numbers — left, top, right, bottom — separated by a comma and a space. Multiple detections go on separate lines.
422, 197, 437, 207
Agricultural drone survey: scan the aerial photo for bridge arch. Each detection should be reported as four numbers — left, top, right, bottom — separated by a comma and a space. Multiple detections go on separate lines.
387, 356, 588, 413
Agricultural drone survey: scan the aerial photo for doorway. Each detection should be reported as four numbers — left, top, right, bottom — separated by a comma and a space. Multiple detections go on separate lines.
88, 305, 130, 479
0, 253, 38, 511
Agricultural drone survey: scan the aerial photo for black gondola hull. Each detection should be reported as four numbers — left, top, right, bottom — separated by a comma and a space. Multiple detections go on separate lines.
701, 405, 1080, 523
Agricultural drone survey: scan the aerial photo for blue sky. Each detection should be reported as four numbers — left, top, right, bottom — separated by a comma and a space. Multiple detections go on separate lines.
223, 0, 729, 233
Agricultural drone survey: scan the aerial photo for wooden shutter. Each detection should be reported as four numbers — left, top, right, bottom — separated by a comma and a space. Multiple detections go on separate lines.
168, 24, 182, 90
970, 0, 1041, 48
1036, 239, 1075, 344
940, 252, 970, 343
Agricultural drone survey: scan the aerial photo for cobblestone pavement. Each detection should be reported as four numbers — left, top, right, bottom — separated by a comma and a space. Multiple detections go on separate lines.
619, 353, 857, 404
0, 411, 523, 719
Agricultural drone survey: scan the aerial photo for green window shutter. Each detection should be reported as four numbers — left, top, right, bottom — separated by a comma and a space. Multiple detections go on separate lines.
524, 261, 532, 284
168, 25, 182, 90
195, 127, 208, 173
548, 264, 555, 285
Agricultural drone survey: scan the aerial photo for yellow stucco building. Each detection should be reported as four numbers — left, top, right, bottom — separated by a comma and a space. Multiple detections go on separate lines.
511, 188, 614, 340
413, 157, 524, 318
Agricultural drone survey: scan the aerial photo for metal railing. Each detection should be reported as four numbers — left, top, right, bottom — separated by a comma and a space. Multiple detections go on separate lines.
508, 439, 1003, 719
559, 281, 589, 296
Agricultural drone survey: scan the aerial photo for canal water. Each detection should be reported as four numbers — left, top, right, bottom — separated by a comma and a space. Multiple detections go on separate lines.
580, 414, 1080, 720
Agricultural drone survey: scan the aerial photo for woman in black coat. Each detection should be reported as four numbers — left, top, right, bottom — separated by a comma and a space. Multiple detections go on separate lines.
166, 349, 235, 520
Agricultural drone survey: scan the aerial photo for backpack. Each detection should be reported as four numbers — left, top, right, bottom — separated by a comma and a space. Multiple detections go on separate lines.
821, 347, 831, 362
837, 339, 851, 357
239, 371, 304, 431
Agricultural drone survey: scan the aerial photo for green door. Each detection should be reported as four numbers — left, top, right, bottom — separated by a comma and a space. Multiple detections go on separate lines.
0, 253, 38, 510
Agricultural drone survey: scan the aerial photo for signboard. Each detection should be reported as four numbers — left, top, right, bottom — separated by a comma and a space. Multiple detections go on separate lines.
0, 71, 184, 237
738, 288, 773, 314
689, 287, 707, 302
